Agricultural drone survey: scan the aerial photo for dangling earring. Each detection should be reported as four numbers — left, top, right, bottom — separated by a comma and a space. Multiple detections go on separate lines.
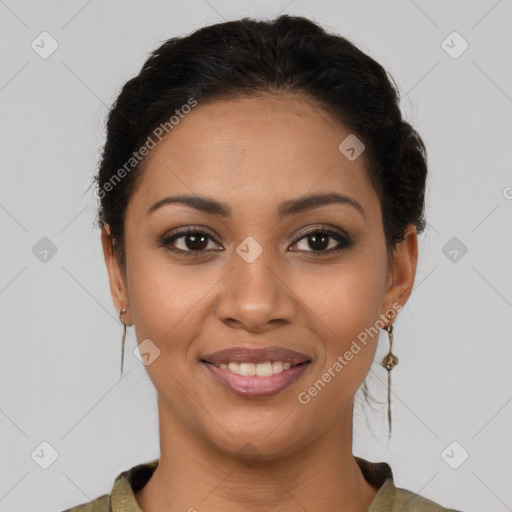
119, 308, 127, 377
381, 319, 398, 439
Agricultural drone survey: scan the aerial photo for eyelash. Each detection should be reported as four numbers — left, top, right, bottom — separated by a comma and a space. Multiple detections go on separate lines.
158, 224, 353, 256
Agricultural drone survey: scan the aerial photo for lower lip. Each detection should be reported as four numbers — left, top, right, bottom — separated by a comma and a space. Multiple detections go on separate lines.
202, 361, 311, 399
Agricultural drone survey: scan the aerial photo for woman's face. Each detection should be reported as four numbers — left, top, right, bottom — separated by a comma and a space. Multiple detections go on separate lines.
103, 93, 417, 460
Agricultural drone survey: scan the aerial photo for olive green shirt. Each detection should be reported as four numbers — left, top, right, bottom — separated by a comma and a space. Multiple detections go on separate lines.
62, 457, 462, 511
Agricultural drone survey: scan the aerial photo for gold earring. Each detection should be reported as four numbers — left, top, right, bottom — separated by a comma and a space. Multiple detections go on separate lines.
119, 308, 127, 377
381, 320, 398, 439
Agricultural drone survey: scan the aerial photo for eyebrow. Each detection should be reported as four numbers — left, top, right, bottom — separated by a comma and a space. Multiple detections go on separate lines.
147, 191, 366, 219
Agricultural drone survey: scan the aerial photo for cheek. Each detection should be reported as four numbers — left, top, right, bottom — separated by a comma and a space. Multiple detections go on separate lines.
124, 240, 186, 345
293, 249, 387, 376
293, 258, 387, 416
296, 250, 387, 337
125, 242, 220, 355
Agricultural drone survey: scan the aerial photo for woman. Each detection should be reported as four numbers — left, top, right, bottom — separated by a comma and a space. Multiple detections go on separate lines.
64, 14, 462, 512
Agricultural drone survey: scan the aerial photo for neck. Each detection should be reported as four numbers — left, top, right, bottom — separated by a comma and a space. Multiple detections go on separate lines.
135, 399, 379, 512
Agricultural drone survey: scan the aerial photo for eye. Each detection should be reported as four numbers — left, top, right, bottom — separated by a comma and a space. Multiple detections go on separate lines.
159, 227, 222, 254
290, 226, 353, 254
159, 224, 353, 256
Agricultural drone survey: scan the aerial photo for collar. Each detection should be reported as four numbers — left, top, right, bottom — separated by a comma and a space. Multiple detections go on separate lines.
110, 456, 394, 511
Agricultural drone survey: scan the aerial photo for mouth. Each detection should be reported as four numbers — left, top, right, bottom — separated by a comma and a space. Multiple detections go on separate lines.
199, 346, 312, 399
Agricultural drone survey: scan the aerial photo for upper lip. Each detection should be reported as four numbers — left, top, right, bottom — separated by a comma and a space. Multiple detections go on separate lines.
201, 346, 311, 365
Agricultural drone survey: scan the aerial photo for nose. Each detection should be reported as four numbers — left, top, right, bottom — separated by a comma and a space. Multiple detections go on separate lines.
216, 249, 296, 332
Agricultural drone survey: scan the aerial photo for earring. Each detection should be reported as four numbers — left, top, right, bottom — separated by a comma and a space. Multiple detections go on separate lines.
381, 319, 398, 439
119, 308, 127, 377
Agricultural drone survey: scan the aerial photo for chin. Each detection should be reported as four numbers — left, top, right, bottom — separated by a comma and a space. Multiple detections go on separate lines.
203, 421, 309, 464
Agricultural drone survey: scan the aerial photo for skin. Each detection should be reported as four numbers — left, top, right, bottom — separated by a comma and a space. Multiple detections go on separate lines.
102, 92, 418, 512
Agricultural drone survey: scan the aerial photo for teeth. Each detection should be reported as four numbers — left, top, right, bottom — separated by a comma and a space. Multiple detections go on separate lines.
256, 362, 273, 377
228, 362, 239, 373
215, 361, 297, 376
239, 363, 255, 376
272, 361, 283, 373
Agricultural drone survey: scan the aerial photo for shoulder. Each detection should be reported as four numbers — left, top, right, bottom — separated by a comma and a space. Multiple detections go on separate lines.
60, 493, 111, 512
392, 484, 463, 512
355, 457, 463, 512
59, 457, 158, 512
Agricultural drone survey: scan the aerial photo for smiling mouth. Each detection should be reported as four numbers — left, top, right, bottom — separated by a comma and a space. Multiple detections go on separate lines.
199, 345, 312, 398
201, 360, 310, 377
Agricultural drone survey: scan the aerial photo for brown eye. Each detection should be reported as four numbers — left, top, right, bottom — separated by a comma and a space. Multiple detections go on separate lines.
160, 227, 222, 253
304, 232, 330, 251
291, 228, 353, 254
178, 232, 209, 251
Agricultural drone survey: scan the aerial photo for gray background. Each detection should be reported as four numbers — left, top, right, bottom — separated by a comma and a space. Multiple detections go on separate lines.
1, 1, 511, 511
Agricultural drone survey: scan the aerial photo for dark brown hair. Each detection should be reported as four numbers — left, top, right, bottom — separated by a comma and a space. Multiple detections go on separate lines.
94, 14, 427, 269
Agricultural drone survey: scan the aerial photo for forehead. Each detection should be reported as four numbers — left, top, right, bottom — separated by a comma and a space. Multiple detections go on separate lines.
128, 93, 379, 220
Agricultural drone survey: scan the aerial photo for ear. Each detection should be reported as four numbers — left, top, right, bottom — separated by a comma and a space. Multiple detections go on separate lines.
101, 225, 132, 325
381, 224, 418, 319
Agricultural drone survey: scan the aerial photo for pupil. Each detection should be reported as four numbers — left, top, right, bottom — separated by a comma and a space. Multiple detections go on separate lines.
309, 233, 328, 251
187, 234, 208, 250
